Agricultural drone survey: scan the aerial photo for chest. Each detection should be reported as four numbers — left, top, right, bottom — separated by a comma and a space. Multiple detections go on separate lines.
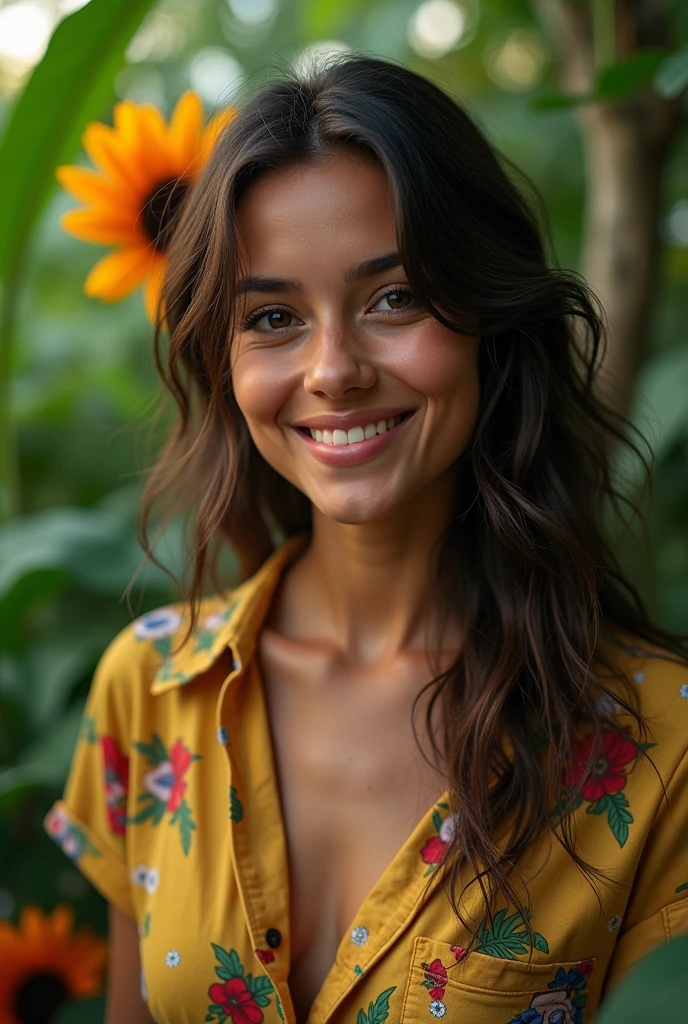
256, 629, 448, 1023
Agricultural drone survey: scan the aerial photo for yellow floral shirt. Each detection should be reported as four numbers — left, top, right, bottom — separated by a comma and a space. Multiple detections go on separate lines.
44, 532, 688, 1024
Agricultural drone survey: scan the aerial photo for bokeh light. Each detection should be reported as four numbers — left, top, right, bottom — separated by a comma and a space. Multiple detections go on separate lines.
665, 199, 688, 248
407, 0, 472, 60
292, 39, 351, 77
188, 46, 243, 106
0, 1, 53, 65
226, 0, 277, 26
125, 10, 187, 64
485, 28, 550, 92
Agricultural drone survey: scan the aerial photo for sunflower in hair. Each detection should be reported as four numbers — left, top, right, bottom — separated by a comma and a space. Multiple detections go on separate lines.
58, 91, 236, 321
0, 904, 107, 1023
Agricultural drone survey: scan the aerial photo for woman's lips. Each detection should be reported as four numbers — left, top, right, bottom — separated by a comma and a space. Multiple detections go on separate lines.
292, 411, 415, 467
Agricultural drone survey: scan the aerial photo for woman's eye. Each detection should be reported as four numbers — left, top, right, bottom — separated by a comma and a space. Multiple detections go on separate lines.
243, 308, 296, 332
372, 289, 416, 312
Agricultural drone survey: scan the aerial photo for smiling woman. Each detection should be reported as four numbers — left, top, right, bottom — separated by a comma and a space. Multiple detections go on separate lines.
44, 55, 688, 1024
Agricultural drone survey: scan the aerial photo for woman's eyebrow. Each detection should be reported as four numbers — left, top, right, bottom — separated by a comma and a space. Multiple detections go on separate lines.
235, 251, 402, 295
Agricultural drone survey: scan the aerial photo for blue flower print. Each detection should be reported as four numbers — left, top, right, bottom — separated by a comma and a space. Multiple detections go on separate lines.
134, 607, 182, 641
680, 684, 688, 699
429, 1001, 446, 1017
217, 726, 228, 745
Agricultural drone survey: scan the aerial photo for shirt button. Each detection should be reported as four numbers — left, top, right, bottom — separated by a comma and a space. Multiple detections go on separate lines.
265, 928, 282, 948
350, 925, 368, 946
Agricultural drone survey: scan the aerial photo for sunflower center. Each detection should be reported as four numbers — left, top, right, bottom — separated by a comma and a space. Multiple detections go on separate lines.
142, 177, 189, 250
13, 971, 69, 1023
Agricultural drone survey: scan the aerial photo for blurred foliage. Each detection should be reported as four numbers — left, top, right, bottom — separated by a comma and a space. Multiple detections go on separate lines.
0, 0, 686, 1018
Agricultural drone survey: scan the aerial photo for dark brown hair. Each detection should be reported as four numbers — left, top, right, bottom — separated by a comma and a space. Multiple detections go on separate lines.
135, 55, 688, 943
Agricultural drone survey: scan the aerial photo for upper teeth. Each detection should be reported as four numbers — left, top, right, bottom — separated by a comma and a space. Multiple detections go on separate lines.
309, 415, 404, 445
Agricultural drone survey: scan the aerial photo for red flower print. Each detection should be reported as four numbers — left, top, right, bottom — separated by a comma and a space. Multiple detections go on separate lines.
564, 729, 637, 802
208, 977, 263, 1024
450, 945, 467, 961
255, 948, 274, 965
423, 958, 447, 1000
420, 836, 449, 864
168, 738, 193, 813
100, 735, 129, 835
578, 958, 594, 975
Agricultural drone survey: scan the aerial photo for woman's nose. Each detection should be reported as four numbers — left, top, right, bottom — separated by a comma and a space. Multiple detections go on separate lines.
301, 320, 376, 398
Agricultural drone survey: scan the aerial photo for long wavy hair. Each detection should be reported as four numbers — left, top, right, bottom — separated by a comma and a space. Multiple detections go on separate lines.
135, 55, 688, 943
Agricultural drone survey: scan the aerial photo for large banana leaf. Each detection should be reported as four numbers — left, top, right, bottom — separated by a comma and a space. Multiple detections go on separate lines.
0, 0, 155, 280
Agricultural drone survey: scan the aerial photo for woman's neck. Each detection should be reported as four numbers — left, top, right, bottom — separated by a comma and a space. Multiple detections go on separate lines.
274, 467, 462, 666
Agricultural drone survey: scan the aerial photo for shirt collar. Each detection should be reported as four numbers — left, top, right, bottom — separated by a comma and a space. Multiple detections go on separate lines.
149, 530, 311, 695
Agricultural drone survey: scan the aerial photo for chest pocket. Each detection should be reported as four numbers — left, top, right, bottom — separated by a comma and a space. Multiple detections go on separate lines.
400, 937, 596, 1024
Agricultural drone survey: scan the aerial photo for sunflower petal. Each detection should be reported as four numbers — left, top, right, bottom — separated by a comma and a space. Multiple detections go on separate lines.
82, 121, 150, 193
56, 165, 131, 208
49, 905, 74, 941
61, 207, 143, 246
112, 100, 171, 189
144, 254, 168, 323
85, 246, 156, 302
200, 105, 238, 165
169, 90, 204, 174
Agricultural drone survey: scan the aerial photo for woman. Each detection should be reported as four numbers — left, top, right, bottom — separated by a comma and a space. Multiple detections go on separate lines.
45, 56, 688, 1024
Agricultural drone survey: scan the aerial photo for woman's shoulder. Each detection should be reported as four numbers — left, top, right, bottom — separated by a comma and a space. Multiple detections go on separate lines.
596, 624, 688, 768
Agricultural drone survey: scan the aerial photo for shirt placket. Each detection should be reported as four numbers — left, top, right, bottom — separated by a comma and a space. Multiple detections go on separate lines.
306, 794, 456, 1024
218, 654, 297, 1024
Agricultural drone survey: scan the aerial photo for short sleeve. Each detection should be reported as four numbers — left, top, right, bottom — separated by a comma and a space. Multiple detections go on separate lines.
43, 624, 140, 919
603, 745, 688, 994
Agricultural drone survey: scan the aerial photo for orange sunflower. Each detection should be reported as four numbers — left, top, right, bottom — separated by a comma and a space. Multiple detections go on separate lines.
0, 904, 108, 1023
58, 91, 236, 321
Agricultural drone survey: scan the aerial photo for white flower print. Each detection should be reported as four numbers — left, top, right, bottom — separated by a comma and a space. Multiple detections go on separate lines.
607, 914, 622, 932
596, 693, 620, 716
439, 813, 460, 844
680, 684, 688, 699
350, 925, 369, 946
145, 868, 160, 894
143, 761, 174, 804
61, 834, 81, 859
46, 807, 69, 840
201, 610, 229, 631
131, 864, 149, 888
633, 672, 645, 683
134, 607, 182, 641
430, 1001, 447, 1017
165, 950, 180, 967
140, 968, 148, 1001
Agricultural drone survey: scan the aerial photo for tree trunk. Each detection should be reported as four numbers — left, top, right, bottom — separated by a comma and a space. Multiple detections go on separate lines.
532, 0, 683, 419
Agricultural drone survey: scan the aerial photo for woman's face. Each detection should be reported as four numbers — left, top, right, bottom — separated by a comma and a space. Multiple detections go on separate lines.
230, 150, 480, 525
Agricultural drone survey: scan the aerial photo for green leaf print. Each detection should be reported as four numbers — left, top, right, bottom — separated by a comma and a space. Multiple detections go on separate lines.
133, 733, 168, 765
169, 796, 196, 856
276, 994, 284, 1020
476, 908, 549, 959
229, 786, 243, 823
211, 943, 244, 978
432, 809, 443, 833
80, 715, 96, 744
128, 792, 166, 826
606, 791, 633, 848
245, 973, 274, 1006
356, 986, 396, 1024
676, 882, 688, 893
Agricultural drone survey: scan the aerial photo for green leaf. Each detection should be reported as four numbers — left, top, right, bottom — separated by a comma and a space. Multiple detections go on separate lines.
432, 809, 443, 833
0, 700, 84, 805
655, 45, 688, 99
597, 49, 669, 100
0, 0, 155, 281
276, 995, 284, 1021
229, 786, 243, 823
437, 802, 450, 810
370, 987, 396, 1024
127, 800, 161, 825
252, 976, 274, 997
169, 796, 196, 855
607, 790, 633, 848
587, 796, 610, 815
215, 966, 231, 981
675, 882, 688, 893
133, 734, 168, 765
532, 932, 549, 954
